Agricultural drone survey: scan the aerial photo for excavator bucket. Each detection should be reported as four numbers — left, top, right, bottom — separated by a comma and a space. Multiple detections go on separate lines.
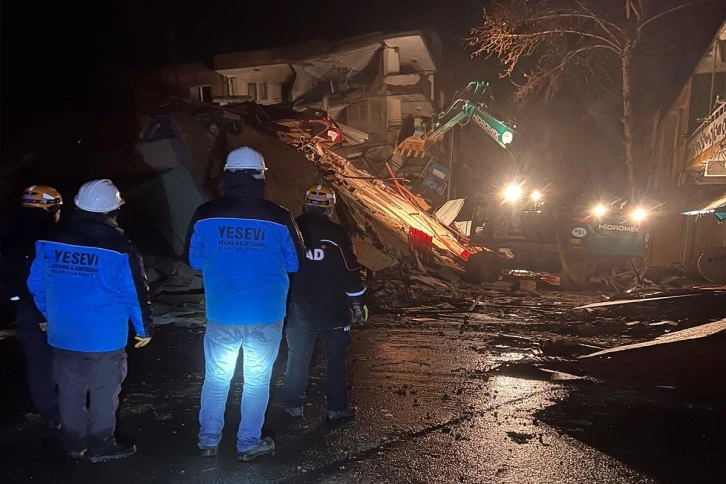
393, 115, 434, 158
392, 82, 516, 157
393, 136, 435, 157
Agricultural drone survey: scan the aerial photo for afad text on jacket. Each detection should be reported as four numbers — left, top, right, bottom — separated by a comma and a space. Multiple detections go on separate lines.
286, 211, 366, 330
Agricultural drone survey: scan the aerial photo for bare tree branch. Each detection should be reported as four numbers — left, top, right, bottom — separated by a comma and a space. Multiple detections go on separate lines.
630, 0, 642, 20
637, 0, 708, 33
574, 0, 624, 41
466, 0, 708, 197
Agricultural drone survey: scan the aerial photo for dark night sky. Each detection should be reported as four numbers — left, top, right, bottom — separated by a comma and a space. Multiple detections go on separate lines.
0, 1, 490, 152
1, 0, 724, 166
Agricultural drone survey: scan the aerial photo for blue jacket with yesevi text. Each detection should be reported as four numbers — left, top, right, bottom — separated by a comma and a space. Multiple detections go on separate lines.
187, 174, 305, 325
27, 211, 154, 352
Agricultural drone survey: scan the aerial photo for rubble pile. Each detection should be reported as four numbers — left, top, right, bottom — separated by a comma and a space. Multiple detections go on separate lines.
123, 101, 486, 325
295, 141, 480, 270
107, 99, 721, 332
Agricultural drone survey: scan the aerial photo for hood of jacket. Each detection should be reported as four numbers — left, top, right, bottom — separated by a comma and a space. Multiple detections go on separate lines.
66, 209, 124, 239
222, 171, 265, 198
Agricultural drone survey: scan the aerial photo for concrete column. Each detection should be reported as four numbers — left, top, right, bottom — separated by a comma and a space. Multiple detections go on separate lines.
383, 46, 400, 75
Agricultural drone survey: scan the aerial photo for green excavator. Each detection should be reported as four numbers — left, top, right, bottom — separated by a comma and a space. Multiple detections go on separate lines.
393, 81, 516, 158
391, 81, 651, 289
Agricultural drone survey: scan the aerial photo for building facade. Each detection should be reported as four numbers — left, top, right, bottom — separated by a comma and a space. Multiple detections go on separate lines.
213, 31, 441, 145
649, 21, 726, 271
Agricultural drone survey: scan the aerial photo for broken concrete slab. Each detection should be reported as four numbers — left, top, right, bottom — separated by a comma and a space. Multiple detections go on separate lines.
124, 166, 208, 258
543, 319, 726, 396
572, 287, 726, 322
350, 235, 398, 272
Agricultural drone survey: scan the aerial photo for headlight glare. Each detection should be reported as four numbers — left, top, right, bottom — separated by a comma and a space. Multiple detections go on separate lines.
503, 183, 523, 202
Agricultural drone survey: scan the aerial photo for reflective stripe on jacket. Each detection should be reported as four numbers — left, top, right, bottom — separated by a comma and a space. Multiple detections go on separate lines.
286, 211, 365, 329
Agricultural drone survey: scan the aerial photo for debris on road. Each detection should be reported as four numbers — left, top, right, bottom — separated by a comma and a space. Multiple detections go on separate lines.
543, 318, 726, 397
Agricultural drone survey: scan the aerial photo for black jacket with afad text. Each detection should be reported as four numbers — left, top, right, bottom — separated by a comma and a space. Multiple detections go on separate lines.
286, 211, 365, 329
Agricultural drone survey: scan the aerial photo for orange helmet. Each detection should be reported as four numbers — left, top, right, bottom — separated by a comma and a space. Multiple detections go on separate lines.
304, 184, 336, 207
21, 185, 63, 211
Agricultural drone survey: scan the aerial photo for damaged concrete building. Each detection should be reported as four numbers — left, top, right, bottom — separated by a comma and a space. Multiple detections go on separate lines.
122, 31, 452, 186
213, 30, 441, 141
113, 31, 491, 289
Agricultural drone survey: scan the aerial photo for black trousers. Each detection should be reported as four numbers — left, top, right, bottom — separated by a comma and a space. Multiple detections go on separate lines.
53, 348, 127, 453
284, 327, 351, 411
16, 303, 59, 425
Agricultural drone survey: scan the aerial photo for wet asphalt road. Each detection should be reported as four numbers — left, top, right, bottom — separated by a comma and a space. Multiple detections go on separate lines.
1, 294, 724, 483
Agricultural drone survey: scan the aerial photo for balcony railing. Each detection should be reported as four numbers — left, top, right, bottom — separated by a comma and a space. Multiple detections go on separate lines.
686, 102, 726, 165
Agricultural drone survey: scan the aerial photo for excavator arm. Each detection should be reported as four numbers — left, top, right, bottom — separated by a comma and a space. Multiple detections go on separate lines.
393, 81, 515, 157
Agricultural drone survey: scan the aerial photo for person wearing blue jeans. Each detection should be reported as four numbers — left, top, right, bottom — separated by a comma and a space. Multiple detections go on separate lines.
188, 147, 304, 462
199, 320, 282, 454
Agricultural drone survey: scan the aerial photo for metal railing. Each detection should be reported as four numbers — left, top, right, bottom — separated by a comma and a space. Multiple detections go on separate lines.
688, 101, 726, 144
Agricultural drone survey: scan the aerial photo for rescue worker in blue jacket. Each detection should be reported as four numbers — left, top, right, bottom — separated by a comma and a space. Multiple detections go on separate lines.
284, 185, 368, 420
27, 179, 153, 463
0, 185, 63, 429
188, 146, 305, 462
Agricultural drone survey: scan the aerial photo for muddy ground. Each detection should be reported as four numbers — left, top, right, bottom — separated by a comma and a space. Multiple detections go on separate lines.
1, 288, 724, 483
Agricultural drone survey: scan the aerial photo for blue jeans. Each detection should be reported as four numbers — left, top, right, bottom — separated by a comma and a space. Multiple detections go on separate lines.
199, 320, 283, 452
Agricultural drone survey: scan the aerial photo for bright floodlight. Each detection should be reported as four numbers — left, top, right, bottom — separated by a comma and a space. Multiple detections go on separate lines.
592, 203, 608, 218
631, 207, 648, 223
503, 183, 522, 202
530, 190, 542, 202
502, 131, 513, 145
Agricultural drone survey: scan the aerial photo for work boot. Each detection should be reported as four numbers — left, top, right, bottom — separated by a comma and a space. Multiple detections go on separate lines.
285, 406, 304, 418
48, 419, 62, 431
326, 407, 356, 421
66, 449, 87, 461
237, 437, 275, 462
87, 443, 137, 463
198, 443, 218, 457
61, 434, 87, 460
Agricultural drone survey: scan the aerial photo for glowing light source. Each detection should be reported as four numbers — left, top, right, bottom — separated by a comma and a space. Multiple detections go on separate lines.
530, 190, 542, 202
503, 183, 523, 202
501, 131, 514, 145
591, 203, 608, 218
630, 207, 648, 223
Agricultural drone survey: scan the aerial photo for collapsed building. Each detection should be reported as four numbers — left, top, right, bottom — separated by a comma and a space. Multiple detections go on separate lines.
115, 31, 494, 284
122, 99, 478, 277
113, 27, 726, 296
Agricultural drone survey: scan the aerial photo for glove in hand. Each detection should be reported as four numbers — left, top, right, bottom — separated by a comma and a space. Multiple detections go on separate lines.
134, 336, 152, 348
352, 303, 369, 326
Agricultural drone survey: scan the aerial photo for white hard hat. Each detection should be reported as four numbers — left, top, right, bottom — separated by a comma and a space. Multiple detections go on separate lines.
224, 147, 267, 172
74, 179, 125, 213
